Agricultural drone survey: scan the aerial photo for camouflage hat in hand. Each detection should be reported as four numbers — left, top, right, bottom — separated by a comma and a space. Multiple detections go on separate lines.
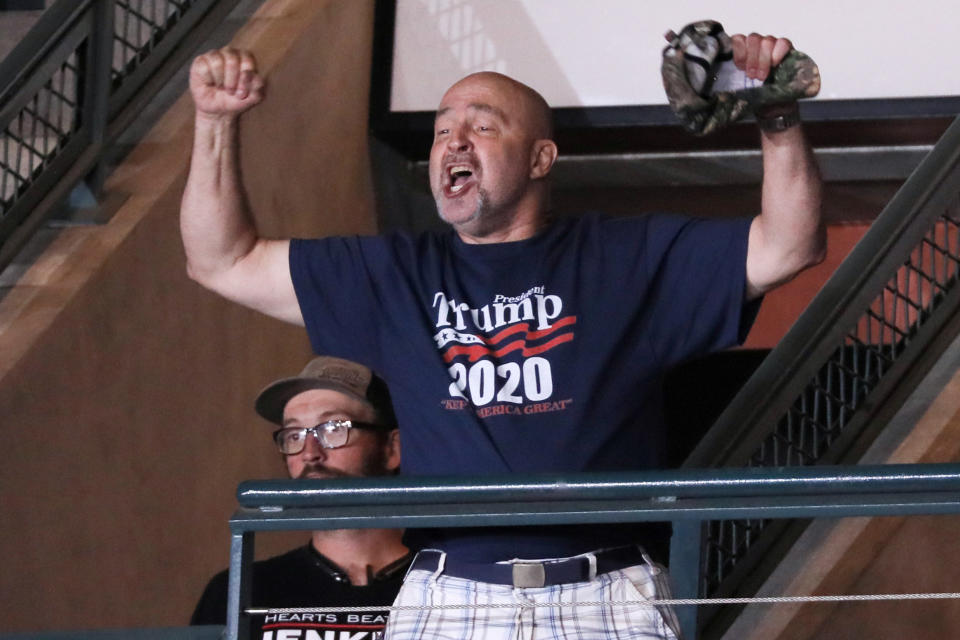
661, 20, 820, 136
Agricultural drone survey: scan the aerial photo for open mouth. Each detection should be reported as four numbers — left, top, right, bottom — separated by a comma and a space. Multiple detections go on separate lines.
446, 164, 475, 195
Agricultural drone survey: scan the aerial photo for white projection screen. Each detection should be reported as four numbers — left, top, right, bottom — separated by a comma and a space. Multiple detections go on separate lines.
388, 0, 960, 113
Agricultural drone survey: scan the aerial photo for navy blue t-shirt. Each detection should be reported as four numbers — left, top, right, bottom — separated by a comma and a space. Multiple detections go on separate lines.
290, 212, 754, 561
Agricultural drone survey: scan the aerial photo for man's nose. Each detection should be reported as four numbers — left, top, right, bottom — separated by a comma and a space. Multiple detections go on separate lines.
301, 430, 326, 459
447, 126, 471, 151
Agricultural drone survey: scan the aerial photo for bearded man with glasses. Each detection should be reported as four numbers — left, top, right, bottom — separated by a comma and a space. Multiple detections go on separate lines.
190, 356, 410, 639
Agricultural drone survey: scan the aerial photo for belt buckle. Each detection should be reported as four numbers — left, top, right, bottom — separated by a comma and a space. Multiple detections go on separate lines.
512, 562, 546, 588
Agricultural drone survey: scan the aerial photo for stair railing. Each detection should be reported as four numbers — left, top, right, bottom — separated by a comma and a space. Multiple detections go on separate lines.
0, 0, 241, 273
680, 113, 960, 637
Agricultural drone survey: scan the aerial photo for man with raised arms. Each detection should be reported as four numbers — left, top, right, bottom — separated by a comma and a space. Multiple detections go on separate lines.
181, 31, 823, 639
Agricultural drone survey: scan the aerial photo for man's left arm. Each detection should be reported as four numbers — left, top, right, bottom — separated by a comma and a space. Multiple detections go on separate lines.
736, 34, 826, 300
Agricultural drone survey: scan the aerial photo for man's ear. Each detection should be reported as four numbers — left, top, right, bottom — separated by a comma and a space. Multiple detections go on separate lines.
529, 139, 558, 179
384, 429, 401, 472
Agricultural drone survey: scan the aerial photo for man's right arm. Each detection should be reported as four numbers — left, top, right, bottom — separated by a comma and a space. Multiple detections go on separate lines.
180, 47, 304, 326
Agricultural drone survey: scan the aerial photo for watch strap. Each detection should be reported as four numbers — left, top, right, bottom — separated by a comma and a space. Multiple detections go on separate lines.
757, 106, 801, 132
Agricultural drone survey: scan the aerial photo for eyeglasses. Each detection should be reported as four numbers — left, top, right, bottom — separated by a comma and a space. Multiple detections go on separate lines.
272, 419, 382, 454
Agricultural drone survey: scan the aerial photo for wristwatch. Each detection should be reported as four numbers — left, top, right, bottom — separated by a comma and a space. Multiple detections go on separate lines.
756, 104, 801, 132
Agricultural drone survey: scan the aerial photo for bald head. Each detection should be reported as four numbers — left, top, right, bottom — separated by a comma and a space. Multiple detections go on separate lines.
430, 71, 559, 241
441, 72, 554, 141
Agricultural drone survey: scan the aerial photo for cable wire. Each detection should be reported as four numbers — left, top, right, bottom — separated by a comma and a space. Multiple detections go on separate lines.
248, 591, 960, 615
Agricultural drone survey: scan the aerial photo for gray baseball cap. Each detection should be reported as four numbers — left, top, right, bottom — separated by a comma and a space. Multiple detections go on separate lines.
254, 356, 398, 429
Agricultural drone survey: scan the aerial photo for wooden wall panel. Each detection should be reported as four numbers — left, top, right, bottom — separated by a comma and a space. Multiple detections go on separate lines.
0, 0, 376, 631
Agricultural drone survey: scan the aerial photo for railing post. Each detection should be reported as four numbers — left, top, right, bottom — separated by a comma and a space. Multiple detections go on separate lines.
226, 530, 254, 640
670, 519, 703, 639
80, 0, 114, 197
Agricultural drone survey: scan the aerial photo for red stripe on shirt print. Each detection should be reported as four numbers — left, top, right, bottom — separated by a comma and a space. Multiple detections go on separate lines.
441, 316, 577, 363
487, 314, 576, 343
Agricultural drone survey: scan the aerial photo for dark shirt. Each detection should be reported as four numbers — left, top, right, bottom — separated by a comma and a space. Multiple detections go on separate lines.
290, 213, 755, 561
191, 543, 411, 638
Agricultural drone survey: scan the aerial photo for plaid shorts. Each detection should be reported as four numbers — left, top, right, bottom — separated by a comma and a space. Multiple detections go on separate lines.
383, 550, 681, 639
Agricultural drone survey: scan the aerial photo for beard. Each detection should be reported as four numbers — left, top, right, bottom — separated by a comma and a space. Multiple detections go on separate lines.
296, 464, 349, 479
295, 447, 392, 480
435, 186, 488, 227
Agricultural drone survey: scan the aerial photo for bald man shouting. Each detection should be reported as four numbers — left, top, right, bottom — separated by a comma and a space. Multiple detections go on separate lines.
180, 30, 823, 639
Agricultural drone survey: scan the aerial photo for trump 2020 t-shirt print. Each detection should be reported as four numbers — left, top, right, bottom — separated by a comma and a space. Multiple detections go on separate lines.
432, 286, 575, 419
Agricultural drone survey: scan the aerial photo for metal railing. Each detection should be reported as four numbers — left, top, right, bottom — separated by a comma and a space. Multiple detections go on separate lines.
0, 0, 241, 273
683, 112, 960, 637
228, 463, 960, 640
